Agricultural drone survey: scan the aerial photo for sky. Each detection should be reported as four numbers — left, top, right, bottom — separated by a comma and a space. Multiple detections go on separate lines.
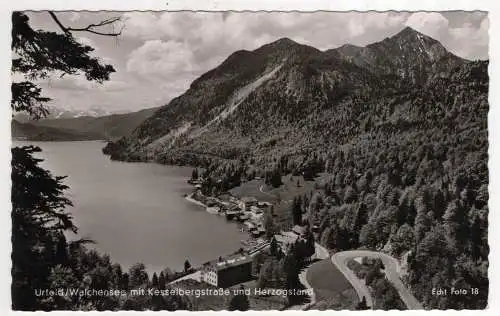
21, 11, 489, 113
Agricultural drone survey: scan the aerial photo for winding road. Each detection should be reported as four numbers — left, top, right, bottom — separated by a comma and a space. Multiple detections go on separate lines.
331, 250, 423, 310
259, 185, 275, 198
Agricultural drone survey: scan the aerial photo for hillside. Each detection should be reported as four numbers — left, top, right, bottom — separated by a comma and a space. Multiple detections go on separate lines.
11, 119, 102, 141
104, 26, 480, 171
103, 26, 488, 309
13, 107, 159, 141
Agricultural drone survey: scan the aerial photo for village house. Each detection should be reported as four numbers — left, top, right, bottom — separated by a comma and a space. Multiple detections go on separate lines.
239, 196, 258, 211
292, 225, 306, 236
273, 225, 308, 254
225, 204, 243, 220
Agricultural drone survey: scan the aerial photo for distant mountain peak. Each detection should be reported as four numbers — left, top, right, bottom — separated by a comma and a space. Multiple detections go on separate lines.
360, 25, 455, 66
338, 43, 362, 49
256, 37, 308, 52
387, 26, 441, 46
271, 37, 298, 45
398, 26, 422, 35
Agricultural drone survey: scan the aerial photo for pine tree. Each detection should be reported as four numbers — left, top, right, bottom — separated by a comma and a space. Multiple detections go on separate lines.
158, 272, 166, 290
443, 199, 470, 249
191, 169, 198, 180
121, 273, 129, 291
304, 226, 316, 257
55, 234, 68, 265
292, 197, 303, 226
228, 285, 250, 311
357, 296, 370, 310
283, 250, 307, 306
264, 212, 276, 239
128, 263, 149, 288
270, 236, 279, 257
433, 189, 446, 220
184, 259, 192, 273
151, 272, 159, 287
11, 11, 121, 310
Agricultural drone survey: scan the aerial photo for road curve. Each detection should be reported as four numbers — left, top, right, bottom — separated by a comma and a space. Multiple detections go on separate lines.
331, 252, 373, 308
259, 185, 276, 198
331, 250, 423, 310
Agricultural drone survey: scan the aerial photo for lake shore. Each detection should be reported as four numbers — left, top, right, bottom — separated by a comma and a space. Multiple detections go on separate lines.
14, 140, 250, 274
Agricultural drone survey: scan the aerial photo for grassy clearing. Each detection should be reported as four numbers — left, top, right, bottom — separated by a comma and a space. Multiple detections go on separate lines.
306, 258, 358, 310
229, 179, 275, 202
306, 259, 354, 300
230, 173, 331, 229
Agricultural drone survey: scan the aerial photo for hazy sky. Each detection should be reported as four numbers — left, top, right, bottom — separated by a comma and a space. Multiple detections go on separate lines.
22, 11, 489, 113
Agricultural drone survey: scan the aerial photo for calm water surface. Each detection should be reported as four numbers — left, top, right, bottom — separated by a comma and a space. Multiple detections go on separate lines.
14, 141, 247, 272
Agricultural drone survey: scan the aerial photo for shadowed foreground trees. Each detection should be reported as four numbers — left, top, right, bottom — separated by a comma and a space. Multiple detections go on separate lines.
228, 285, 250, 311
11, 11, 120, 310
10, 12, 189, 311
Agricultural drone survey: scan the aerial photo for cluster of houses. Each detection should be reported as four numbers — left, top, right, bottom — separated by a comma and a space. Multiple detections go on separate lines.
187, 180, 316, 288
199, 224, 310, 288
191, 190, 272, 238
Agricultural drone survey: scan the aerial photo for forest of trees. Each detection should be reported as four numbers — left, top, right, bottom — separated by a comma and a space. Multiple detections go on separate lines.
195, 52, 489, 310
203, 60, 487, 310
287, 120, 489, 309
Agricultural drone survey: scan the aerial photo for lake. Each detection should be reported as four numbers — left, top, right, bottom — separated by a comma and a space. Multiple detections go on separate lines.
13, 140, 248, 273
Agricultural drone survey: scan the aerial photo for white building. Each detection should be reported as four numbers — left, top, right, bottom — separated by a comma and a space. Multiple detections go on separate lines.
201, 255, 253, 288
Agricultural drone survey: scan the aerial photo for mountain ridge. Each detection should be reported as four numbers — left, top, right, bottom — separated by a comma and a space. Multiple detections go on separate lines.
12, 106, 160, 141
103, 26, 487, 175
101, 26, 488, 310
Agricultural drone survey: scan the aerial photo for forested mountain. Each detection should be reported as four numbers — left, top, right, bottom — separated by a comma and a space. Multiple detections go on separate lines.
104, 26, 489, 309
12, 107, 159, 141
12, 119, 102, 141
103, 26, 480, 171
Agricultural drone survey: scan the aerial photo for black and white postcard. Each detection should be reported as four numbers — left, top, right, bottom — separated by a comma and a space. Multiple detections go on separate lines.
5, 0, 494, 312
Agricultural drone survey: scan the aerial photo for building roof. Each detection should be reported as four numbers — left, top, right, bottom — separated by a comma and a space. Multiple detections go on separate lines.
226, 205, 242, 214
275, 233, 298, 245
218, 194, 232, 202
244, 221, 256, 229
250, 206, 263, 213
241, 196, 258, 203
210, 254, 253, 271
292, 225, 306, 236
258, 201, 272, 206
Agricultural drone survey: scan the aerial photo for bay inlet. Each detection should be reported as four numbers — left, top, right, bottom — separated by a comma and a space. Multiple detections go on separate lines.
13, 140, 248, 273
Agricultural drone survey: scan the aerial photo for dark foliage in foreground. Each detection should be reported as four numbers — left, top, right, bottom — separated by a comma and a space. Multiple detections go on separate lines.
11, 12, 190, 311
